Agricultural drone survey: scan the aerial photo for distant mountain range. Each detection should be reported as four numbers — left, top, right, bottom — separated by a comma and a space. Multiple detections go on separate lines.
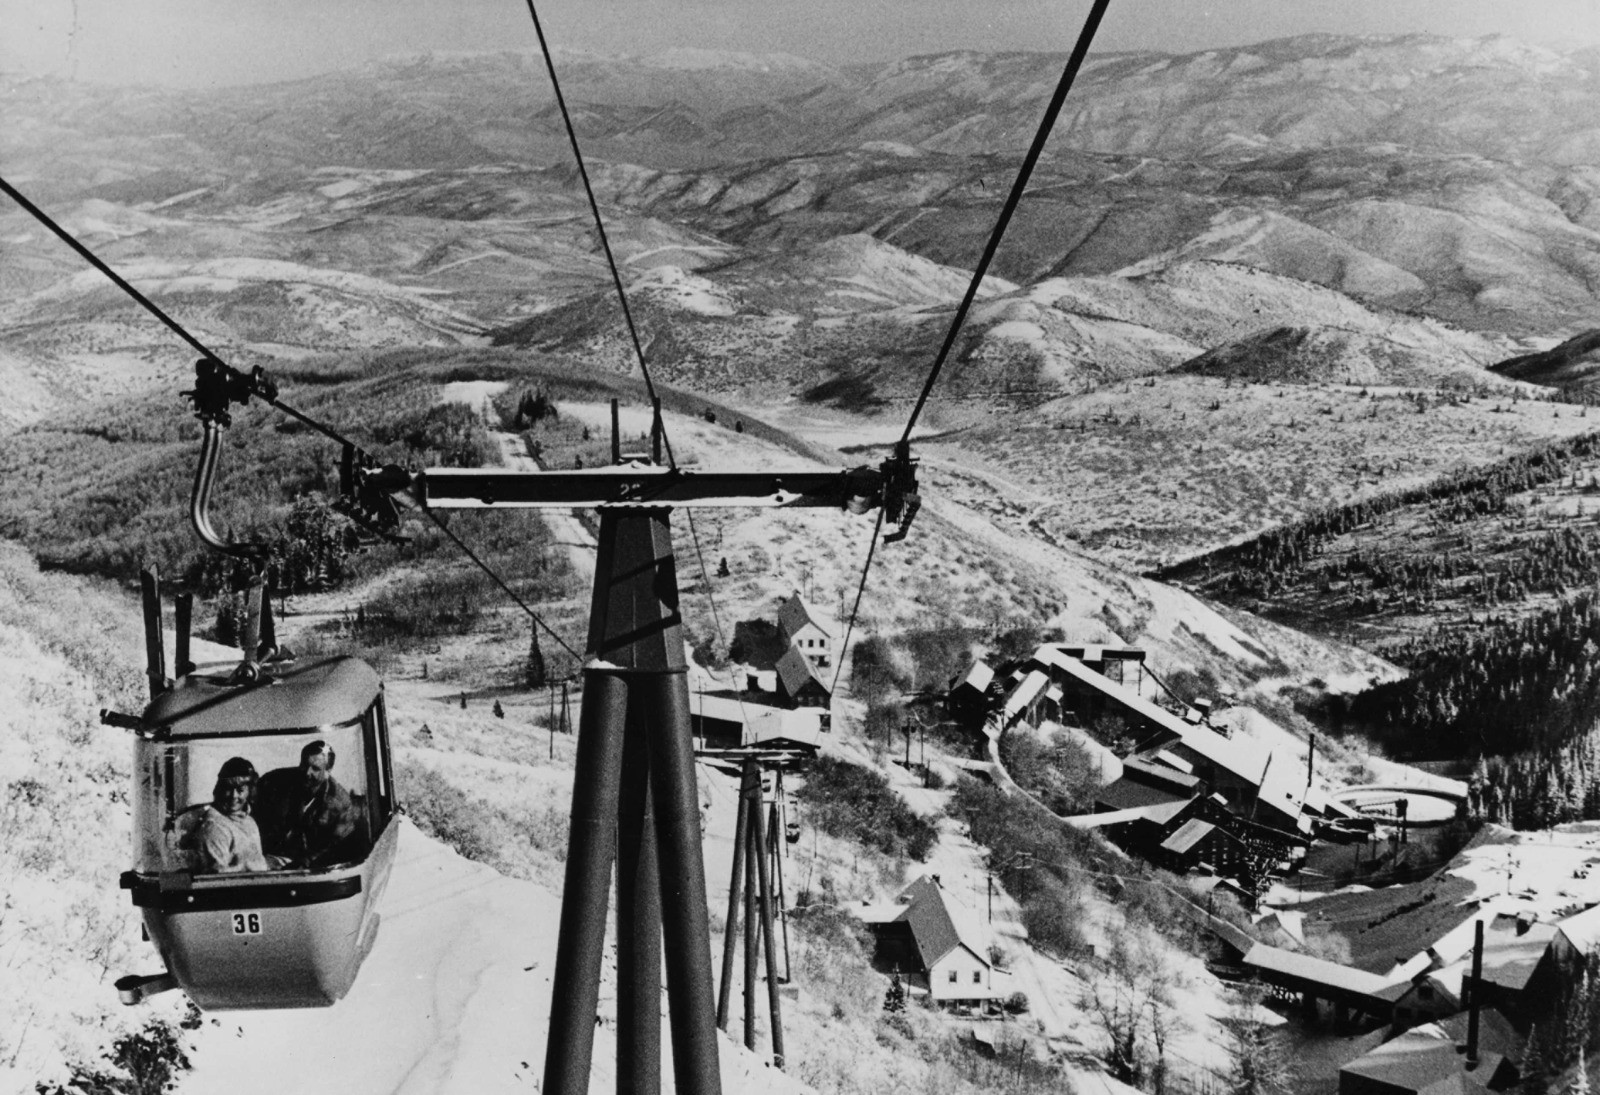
4, 33, 1600, 427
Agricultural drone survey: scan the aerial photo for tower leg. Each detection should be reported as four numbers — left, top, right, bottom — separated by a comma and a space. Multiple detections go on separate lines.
545, 508, 721, 1095
644, 669, 722, 1095
750, 774, 785, 1068
617, 696, 661, 1095
717, 790, 749, 1029
743, 799, 758, 1052
543, 670, 628, 1095
768, 800, 792, 984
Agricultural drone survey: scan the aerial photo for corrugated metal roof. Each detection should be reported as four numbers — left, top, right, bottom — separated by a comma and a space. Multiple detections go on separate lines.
1242, 941, 1403, 998
958, 660, 994, 693
1339, 1030, 1500, 1094
1122, 755, 1202, 792
1557, 899, 1600, 953
1065, 805, 1171, 830
1477, 915, 1558, 993
1035, 646, 1308, 824
690, 692, 822, 747
1097, 775, 1197, 817
1002, 670, 1050, 719
143, 656, 380, 738
1160, 819, 1215, 855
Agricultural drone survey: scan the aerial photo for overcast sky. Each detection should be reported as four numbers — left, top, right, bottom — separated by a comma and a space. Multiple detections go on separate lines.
4, 0, 1599, 87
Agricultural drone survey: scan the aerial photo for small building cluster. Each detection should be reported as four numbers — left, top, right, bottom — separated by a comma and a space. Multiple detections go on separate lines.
954, 642, 1363, 896
692, 592, 835, 757
1216, 873, 1600, 1092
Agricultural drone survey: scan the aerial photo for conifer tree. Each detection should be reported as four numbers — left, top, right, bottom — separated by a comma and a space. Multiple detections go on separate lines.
1224, 983, 1294, 1095
883, 973, 906, 1014
526, 626, 546, 689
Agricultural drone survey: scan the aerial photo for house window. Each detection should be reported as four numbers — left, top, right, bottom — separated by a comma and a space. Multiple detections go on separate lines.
973, 971, 981, 984
948, 971, 958, 983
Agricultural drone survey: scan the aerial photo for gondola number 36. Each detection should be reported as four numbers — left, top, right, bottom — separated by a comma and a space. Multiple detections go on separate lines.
231, 913, 262, 935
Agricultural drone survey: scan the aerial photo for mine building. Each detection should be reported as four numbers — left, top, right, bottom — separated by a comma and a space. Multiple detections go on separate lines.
689, 691, 824, 755
946, 659, 996, 727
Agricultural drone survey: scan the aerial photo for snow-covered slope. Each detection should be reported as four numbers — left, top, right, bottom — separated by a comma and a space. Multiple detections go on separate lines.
181, 820, 810, 1095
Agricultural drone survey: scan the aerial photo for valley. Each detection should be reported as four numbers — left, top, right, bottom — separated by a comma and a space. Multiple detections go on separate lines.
9, 24, 1600, 1095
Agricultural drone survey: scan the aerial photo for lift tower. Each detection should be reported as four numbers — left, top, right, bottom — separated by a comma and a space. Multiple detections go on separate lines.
378, 447, 917, 1095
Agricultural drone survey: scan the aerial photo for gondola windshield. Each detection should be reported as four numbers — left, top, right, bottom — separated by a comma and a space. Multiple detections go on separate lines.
133, 713, 389, 876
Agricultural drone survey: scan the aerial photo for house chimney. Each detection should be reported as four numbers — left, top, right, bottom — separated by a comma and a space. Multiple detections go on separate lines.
1466, 920, 1483, 1070
1195, 698, 1213, 723
140, 567, 168, 700
1516, 912, 1532, 937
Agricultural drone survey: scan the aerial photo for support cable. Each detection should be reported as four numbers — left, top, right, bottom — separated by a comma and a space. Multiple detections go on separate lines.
0, 173, 366, 454
896, 0, 1112, 446
684, 509, 762, 736
828, 507, 886, 695
520, 0, 676, 469
421, 500, 584, 670
829, 0, 1112, 696
0, 174, 592, 670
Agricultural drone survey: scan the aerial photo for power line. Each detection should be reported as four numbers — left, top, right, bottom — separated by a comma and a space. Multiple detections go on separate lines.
897, 0, 1113, 446
520, 0, 676, 470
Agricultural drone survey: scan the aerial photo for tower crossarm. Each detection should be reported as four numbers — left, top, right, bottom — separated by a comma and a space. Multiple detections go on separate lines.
412, 462, 901, 516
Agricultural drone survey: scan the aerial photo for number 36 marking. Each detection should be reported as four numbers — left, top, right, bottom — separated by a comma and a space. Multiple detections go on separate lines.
231, 912, 262, 935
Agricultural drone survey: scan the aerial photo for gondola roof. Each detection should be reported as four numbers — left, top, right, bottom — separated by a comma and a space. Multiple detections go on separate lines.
142, 655, 381, 739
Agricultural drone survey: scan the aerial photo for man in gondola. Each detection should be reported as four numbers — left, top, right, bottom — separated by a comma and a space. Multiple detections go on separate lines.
189, 756, 272, 873
255, 740, 360, 869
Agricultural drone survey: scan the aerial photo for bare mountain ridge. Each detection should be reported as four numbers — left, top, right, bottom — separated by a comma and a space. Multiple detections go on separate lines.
10, 35, 1600, 336
11, 34, 1600, 179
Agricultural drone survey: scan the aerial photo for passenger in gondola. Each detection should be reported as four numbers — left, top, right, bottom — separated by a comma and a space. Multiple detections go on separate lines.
255, 741, 360, 869
187, 757, 273, 873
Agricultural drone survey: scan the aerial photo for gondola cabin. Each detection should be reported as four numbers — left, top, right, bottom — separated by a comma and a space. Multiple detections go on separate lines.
119, 655, 397, 1010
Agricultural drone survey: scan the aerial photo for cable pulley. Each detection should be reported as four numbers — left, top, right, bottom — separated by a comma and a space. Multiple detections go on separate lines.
337, 445, 411, 545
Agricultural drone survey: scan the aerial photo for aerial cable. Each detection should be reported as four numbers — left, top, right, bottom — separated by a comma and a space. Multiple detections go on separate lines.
421, 506, 583, 668
520, 0, 677, 469
896, 0, 1112, 446
828, 506, 886, 695
0, 173, 367, 455
0, 173, 585, 664
827, 0, 1111, 691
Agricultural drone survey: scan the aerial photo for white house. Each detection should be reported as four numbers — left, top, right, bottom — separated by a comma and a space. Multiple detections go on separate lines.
861, 875, 996, 1010
777, 592, 833, 671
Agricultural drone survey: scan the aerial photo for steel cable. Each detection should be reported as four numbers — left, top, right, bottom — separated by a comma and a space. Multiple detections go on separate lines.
897, 0, 1112, 446
520, 0, 676, 469
421, 506, 584, 669
0, 172, 587, 668
0, 173, 367, 453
